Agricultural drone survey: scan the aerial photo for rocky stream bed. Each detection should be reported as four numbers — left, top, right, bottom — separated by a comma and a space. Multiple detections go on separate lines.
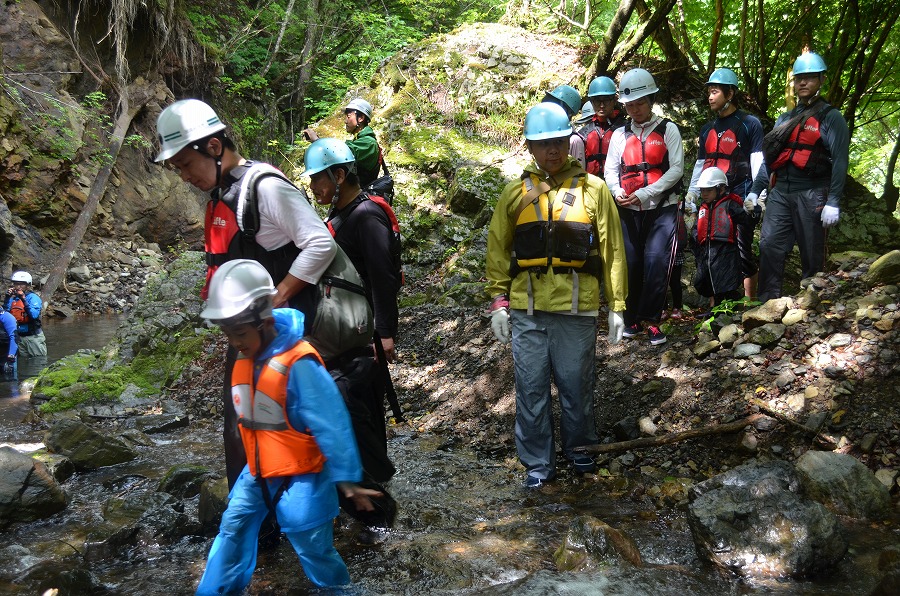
0, 243, 898, 594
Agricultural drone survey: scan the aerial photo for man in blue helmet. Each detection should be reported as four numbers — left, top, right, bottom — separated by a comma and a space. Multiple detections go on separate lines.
747, 52, 849, 301
686, 68, 766, 298
543, 85, 587, 168
583, 76, 626, 177
486, 102, 628, 489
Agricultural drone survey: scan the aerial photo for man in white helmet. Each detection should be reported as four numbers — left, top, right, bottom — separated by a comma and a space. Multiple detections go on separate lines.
155, 99, 337, 488
5, 270, 46, 357
747, 52, 849, 302
304, 98, 384, 189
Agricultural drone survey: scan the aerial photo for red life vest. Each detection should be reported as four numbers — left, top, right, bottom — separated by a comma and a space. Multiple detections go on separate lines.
618, 119, 672, 196
231, 340, 327, 478
584, 112, 624, 176
202, 163, 302, 299
702, 122, 750, 185
770, 107, 833, 177
696, 193, 743, 244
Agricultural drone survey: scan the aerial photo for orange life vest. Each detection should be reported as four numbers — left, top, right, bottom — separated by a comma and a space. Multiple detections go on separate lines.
618, 119, 672, 196
770, 107, 833, 177
232, 340, 327, 478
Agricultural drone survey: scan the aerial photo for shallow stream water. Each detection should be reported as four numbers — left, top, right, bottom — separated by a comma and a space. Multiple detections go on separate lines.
0, 317, 895, 595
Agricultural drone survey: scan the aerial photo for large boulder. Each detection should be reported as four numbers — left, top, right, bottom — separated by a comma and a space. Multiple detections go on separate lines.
794, 450, 891, 520
0, 447, 68, 527
43, 418, 137, 470
742, 298, 792, 330
864, 250, 900, 286
687, 460, 847, 579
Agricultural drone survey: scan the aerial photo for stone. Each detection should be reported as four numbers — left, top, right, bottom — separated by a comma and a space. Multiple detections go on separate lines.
693, 339, 721, 358
860, 433, 879, 454
157, 464, 215, 498
199, 476, 230, 533
0, 447, 68, 527
782, 308, 807, 325
796, 288, 821, 309
553, 515, 643, 571
803, 411, 828, 432
687, 460, 847, 579
733, 343, 761, 358
134, 413, 190, 434
43, 419, 137, 470
67, 264, 91, 282
864, 250, 900, 286
30, 452, 75, 483
638, 416, 657, 436
874, 468, 898, 491
795, 450, 891, 519
742, 298, 792, 330
748, 323, 786, 346
717, 324, 741, 347
775, 369, 797, 388
739, 432, 758, 453
827, 333, 853, 348
612, 416, 640, 441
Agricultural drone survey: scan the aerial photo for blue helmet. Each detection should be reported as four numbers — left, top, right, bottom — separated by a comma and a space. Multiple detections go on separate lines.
544, 85, 581, 118
587, 76, 617, 98
793, 52, 827, 76
524, 102, 572, 141
304, 138, 357, 176
706, 68, 739, 88
575, 101, 595, 125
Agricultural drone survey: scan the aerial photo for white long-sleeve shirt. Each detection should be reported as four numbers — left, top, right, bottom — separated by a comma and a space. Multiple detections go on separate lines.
604, 115, 684, 210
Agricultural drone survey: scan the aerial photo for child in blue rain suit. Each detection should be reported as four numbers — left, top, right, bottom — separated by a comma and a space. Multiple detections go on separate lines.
196, 259, 381, 594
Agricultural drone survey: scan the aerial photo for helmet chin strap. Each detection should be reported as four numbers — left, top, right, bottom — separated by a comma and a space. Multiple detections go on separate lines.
192, 138, 226, 187
327, 169, 340, 204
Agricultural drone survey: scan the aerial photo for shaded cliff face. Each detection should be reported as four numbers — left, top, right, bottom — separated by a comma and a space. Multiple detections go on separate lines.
0, 0, 205, 275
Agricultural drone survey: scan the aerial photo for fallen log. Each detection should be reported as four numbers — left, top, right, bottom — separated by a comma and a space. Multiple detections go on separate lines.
573, 413, 764, 455
749, 398, 839, 448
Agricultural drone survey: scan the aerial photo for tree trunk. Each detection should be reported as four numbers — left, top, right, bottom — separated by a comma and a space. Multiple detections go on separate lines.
261, 0, 296, 77
586, 0, 639, 79
41, 84, 150, 308
707, 0, 724, 73
608, 0, 682, 76
883, 131, 900, 214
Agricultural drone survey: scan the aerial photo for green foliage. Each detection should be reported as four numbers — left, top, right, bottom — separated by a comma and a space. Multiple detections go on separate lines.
695, 297, 761, 333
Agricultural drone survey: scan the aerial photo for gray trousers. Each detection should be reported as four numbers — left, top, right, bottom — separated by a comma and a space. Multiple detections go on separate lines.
758, 186, 827, 302
510, 310, 598, 479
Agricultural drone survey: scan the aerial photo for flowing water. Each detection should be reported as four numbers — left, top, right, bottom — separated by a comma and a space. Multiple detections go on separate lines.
0, 318, 895, 595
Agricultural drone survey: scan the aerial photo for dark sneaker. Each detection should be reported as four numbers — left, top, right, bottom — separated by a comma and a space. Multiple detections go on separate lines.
647, 325, 667, 346
524, 474, 545, 489
571, 454, 596, 473
622, 323, 642, 338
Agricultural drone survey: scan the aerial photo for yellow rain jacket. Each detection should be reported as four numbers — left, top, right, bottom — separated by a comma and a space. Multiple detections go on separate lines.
486, 157, 628, 314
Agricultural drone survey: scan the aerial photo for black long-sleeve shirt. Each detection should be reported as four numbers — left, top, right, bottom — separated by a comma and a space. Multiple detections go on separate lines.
327, 195, 400, 339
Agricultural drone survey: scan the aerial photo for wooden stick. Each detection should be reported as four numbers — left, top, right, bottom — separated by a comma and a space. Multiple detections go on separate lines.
574, 413, 764, 455
749, 398, 839, 447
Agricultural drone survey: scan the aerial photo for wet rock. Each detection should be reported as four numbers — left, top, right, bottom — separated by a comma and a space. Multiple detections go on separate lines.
15, 561, 107, 595
554, 515, 643, 571
747, 323, 786, 346
199, 476, 229, 534
872, 563, 900, 596
795, 450, 891, 519
43, 419, 137, 470
31, 451, 75, 483
742, 298, 792, 330
864, 250, 900, 286
0, 447, 68, 527
0, 544, 40, 576
687, 460, 847, 579
134, 412, 190, 434
158, 463, 215, 498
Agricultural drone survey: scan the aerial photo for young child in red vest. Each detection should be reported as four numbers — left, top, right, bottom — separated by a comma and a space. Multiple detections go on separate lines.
196, 259, 381, 594
690, 167, 757, 309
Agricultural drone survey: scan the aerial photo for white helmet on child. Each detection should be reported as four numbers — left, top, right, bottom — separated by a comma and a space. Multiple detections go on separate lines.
698, 167, 728, 189
11, 271, 32, 284
200, 260, 276, 325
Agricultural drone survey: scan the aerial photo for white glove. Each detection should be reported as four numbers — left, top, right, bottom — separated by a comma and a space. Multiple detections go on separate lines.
821, 205, 840, 228
683, 199, 697, 215
685, 191, 699, 205
744, 193, 758, 214
491, 308, 510, 344
607, 310, 624, 345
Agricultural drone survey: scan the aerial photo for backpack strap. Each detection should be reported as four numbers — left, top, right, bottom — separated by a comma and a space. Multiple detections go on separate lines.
326, 195, 367, 237
514, 175, 553, 223
236, 162, 307, 238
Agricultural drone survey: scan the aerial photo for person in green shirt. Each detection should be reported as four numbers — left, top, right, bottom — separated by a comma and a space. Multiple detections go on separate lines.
305, 98, 382, 188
